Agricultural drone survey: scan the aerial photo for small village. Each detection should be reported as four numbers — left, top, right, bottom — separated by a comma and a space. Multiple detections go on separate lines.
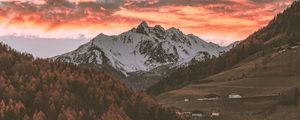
172, 91, 293, 120
176, 92, 243, 119
169, 42, 300, 120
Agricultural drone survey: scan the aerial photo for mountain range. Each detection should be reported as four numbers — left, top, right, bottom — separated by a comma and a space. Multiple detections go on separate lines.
53, 21, 238, 90
0, 1, 299, 120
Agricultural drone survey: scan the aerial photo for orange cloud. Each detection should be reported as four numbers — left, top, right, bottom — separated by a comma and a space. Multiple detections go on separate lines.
0, 0, 294, 45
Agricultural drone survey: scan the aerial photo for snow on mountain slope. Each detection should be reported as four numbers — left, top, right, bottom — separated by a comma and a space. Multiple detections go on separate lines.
53, 21, 238, 75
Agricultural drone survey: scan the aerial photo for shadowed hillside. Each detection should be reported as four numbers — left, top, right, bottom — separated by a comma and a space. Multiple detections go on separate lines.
147, 1, 300, 95
153, 2, 300, 120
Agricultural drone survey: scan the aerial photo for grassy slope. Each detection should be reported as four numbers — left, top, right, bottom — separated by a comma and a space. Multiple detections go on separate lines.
157, 45, 300, 119
148, 1, 300, 96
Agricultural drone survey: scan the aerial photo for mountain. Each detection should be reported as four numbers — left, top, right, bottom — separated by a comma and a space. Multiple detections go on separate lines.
0, 43, 185, 120
151, 1, 300, 119
157, 40, 300, 120
53, 21, 238, 90
147, 1, 300, 95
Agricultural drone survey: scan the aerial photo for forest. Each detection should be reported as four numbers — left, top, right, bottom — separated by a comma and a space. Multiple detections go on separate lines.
0, 43, 184, 120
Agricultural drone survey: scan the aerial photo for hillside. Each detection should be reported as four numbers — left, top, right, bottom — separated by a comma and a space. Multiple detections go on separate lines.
53, 22, 237, 90
152, 1, 300, 120
157, 40, 300, 120
0, 43, 184, 120
147, 1, 300, 95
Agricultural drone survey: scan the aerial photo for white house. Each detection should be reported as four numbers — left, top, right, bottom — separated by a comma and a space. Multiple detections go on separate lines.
211, 112, 220, 117
198, 94, 221, 101
183, 111, 192, 117
278, 49, 286, 54
228, 93, 242, 99
183, 111, 192, 114
191, 110, 204, 117
211, 110, 220, 117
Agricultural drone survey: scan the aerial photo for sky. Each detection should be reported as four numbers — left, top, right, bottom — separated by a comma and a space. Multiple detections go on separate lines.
0, 0, 294, 58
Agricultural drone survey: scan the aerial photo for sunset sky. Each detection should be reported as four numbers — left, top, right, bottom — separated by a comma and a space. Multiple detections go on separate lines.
0, 0, 294, 57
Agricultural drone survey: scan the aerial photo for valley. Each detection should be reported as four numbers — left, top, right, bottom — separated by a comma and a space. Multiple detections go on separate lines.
0, 0, 299, 120
157, 38, 300, 120
156, 42, 300, 119
152, 1, 300, 119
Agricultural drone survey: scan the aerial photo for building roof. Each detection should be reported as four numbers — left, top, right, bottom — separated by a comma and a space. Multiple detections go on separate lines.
192, 110, 204, 114
229, 93, 242, 95
203, 94, 220, 98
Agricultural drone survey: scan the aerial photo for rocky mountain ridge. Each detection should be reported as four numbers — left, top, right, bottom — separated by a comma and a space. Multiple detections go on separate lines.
53, 21, 238, 89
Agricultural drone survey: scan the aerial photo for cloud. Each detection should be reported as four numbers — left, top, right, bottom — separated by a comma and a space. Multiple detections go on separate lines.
0, 0, 294, 44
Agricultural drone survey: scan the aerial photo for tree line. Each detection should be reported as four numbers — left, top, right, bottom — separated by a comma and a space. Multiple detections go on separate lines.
0, 43, 184, 120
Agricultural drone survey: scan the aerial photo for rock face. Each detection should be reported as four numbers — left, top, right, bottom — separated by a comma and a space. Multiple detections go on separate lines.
53, 21, 238, 90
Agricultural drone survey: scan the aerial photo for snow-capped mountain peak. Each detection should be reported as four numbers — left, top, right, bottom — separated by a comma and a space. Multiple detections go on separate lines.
53, 21, 238, 75
136, 21, 150, 34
